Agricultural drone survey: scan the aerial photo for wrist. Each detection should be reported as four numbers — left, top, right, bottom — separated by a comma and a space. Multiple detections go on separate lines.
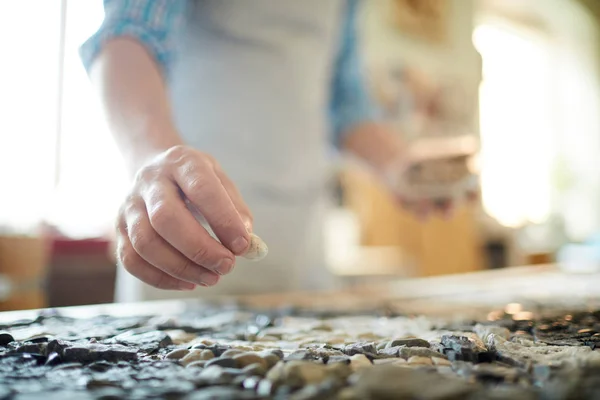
341, 122, 406, 174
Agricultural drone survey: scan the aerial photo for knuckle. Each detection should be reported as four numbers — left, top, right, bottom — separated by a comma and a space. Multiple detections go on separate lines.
148, 203, 175, 229
169, 259, 194, 280
165, 145, 188, 162
129, 230, 158, 255
119, 248, 139, 273
186, 176, 212, 195
191, 246, 211, 266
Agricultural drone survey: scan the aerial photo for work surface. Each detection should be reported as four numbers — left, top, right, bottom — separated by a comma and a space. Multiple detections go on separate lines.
0, 265, 599, 399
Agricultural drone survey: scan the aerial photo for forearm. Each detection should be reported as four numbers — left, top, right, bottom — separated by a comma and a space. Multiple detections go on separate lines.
89, 38, 182, 177
341, 122, 405, 173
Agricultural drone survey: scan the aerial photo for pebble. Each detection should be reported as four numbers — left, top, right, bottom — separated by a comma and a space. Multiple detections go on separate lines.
185, 360, 206, 369
181, 349, 214, 366
399, 346, 446, 360
242, 362, 268, 377
407, 356, 433, 365
349, 354, 372, 371
233, 352, 268, 369
432, 357, 452, 366
267, 361, 329, 387
204, 357, 237, 369
0, 332, 14, 346
165, 348, 189, 360
220, 349, 244, 358
386, 338, 431, 348
373, 358, 407, 366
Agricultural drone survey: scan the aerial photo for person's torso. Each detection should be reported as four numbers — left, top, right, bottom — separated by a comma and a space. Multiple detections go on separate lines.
168, 0, 344, 203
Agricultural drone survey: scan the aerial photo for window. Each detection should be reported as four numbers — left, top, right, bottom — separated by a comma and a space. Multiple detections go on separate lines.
473, 22, 556, 228
0, 1, 127, 237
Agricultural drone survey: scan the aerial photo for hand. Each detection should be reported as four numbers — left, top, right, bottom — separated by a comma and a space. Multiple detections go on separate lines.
387, 154, 479, 220
115, 145, 253, 290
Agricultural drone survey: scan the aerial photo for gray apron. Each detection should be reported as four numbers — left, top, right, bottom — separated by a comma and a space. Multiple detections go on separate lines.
115, 0, 344, 302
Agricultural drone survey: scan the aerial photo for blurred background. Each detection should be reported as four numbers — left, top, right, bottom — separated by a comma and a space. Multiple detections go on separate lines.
0, 0, 599, 311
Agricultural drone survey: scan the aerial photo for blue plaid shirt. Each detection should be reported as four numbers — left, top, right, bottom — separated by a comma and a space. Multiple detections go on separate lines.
80, 0, 379, 146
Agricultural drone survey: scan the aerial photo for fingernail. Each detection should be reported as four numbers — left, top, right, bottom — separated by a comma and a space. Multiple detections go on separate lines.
231, 236, 249, 255
179, 283, 196, 291
244, 218, 253, 233
216, 258, 234, 275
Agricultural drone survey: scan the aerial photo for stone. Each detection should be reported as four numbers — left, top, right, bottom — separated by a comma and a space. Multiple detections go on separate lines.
398, 346, 446, 360
407, 356, 433, 365
180, 349, 214, 366
220, 349, 244, 358
242, 362, 268, 377
204, 357, 237, 369
351, 365, 476, 399
373, 358, 407, 366
233, 352, 268, 369
432, 357, 452, 366
343, 342, 377, 357
349, 354, 372, 371
266, 361, 329, 387
386, 338, 430, 348
165, 348, 189, 360
0, 332, 14, 346
186, 360, 206, 369
62, 344, 137, 363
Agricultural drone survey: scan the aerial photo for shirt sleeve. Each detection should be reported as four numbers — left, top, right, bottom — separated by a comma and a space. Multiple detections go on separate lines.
329, 0, 381, 147
79, 0, 187, 75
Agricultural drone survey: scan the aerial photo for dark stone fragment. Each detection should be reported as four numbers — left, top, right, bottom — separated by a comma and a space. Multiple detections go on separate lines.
387, 338, 430, 348
45, 352, 62, 366
343, 342, 377, 357
0, 332, 14, 346
14, 343, 47, 356
62, 344, 137, 363
477, 351, 496, 363
440, 335, 478, 363
47, 339, 74, 356
27, 336, 50, 344
205, 357, 237, 368
275, 385, 294, 397
326, 356, 351, 365
191, 344, 206, 350
110, 330, 172, 349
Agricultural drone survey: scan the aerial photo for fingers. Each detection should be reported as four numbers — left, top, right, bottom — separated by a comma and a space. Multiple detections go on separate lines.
139, 179, 236, 276
115, 217, 195, 291
214, 166, 253, 231
171, 152, 250, 255
123, 199, 222, 286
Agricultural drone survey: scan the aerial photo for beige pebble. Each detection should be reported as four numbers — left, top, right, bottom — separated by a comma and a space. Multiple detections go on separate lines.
260, 354, 281, 369
221, 349, 244, 358
185, 360, 206, 369
181, 349, 214, 366
373, 358, 407, 366
165, 348, 189, 360
165, 330, 197, 345
242, 362, 268, 377
350, 354, 372, 371
234, 353, 268, 369
432, 357, 452, 366
407, 356, 433, 365
242, 233, 268, 261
